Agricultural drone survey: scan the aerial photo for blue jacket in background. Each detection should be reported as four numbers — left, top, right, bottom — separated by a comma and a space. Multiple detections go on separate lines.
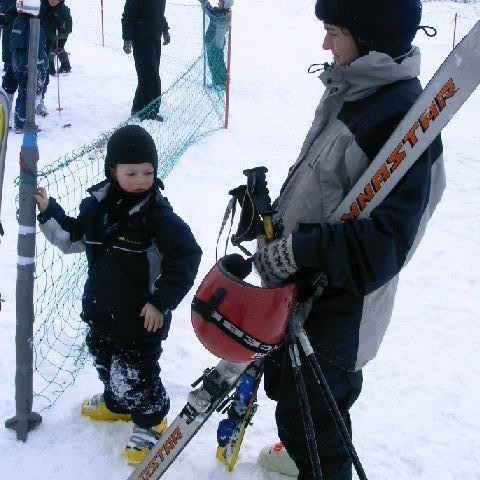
10, 13, 47, 69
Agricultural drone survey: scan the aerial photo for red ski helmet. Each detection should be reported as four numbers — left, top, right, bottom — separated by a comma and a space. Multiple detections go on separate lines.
191, 254, 297, 363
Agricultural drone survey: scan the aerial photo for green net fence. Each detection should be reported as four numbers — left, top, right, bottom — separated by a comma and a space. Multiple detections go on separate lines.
31, 0, 231, 411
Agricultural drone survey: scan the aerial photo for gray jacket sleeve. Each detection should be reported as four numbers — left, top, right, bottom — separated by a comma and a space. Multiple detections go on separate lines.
37, 197, 86, 254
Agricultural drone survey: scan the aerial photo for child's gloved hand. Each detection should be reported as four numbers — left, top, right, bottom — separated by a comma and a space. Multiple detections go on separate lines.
254, 234, 298, 287
35, 187, 49, 213
141, 302, 164, 332
163, 32, 170, 45
123, 41, 132, 54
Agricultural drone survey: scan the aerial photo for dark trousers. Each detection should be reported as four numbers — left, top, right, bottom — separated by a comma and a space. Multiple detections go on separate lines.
13, 64, 46, 129
85, 325, 170, 428
131, 36, 161, 117
264, 344, 363, 480
2, 62, 18, 95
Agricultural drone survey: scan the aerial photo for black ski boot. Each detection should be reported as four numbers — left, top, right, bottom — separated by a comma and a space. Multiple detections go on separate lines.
49, 58, 56, 76
58, 50, 71, 73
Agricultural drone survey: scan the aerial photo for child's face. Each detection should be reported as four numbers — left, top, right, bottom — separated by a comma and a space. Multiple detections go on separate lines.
114, 163, 155, 193
48, 0, 61, 6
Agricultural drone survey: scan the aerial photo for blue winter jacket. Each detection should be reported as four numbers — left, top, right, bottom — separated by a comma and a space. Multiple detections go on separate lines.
38, 180, 202, 342
10, 13, 47, 69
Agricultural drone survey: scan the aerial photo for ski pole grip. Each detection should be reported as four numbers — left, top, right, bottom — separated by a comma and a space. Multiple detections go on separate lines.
243, 166, 275, 241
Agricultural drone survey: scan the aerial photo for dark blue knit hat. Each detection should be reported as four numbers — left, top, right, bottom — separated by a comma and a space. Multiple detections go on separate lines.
105, 125, 158, 181
315, 0, 422, 58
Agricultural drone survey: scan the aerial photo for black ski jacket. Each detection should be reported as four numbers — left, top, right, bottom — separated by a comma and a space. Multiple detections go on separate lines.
38, 180, 202, 342
122, 0, 168, 41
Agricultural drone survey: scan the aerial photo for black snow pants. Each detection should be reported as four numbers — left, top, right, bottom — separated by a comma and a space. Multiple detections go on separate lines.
264, 343, 363, 480
131, 36, 161, 118
85, 324, 170, 428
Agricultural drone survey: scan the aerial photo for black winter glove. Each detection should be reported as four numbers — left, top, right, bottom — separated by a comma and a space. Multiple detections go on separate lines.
163, 31, 170, 45
254, 234, 298, 288
123, 41, 132, 54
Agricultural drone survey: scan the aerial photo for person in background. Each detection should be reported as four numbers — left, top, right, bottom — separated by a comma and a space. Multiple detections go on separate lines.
36, 0, 72, 117
199, 0, 233, 88
253, 1, 445, 479
43, 0, 72, 76
35, 125, 202, 464
0, 0, 18, 117
10, 0, 47, 133
122, 0, 170, 122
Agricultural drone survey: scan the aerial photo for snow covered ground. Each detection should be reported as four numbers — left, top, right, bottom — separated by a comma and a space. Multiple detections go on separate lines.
0, 1, 479, 479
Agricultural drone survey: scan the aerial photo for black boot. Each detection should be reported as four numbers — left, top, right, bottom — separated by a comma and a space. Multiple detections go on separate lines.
58, 50, 71, 73
49, 57, 56, 76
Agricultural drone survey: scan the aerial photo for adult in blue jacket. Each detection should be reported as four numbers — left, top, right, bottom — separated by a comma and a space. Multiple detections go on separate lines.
254, 1, 445, 479
122, 0, 170, 121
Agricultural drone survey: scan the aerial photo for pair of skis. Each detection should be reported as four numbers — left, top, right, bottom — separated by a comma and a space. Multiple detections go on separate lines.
127, 20, 480, 480
126, 360, 261, 480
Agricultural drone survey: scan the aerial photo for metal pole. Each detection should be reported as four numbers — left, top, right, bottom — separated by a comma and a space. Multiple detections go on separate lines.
5, 16, 42, 441
293, 318, 368, 480
224, 11, 232, 129
0, 88, 10, 237
287, 313, 323, 479
453, 13, 457, 49
202, 8, 206, 86
100, 0, 105, 47
55, 29, 63, 112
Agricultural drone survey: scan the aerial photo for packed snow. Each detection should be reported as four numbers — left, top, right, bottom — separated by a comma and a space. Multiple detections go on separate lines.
0, 1, 479, 479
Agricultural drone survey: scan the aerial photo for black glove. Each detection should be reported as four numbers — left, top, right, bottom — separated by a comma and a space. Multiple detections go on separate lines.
123, 41, 132, 54
163, 31, 170, 46
254, 234, 298, 287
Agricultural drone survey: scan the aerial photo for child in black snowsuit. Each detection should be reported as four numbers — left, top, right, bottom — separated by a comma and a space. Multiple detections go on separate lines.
199, 0, 233, 88
42, 0, 72, 75
36, 0, 72, 116
35, 125, 202, 464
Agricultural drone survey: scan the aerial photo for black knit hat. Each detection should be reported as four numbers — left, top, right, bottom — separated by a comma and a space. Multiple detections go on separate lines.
315, 0, 422, 58
104, 125, 158, 181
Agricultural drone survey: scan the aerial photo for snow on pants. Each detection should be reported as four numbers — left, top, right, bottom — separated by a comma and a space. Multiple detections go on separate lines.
85, 325, 170, 428
13, 64, 46, 129
264, 344, 363, 480
131, 36, 161, 117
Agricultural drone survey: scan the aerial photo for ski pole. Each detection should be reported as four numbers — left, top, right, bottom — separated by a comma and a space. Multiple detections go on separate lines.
245, 167, 324, 477
287, 311, 323, 479
292, 316, 369, 480
55, 29, 63, 112
243, 166, 275, 241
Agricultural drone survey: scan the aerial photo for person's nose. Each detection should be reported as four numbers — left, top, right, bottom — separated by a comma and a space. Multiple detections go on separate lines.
322, 34, 331, 51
